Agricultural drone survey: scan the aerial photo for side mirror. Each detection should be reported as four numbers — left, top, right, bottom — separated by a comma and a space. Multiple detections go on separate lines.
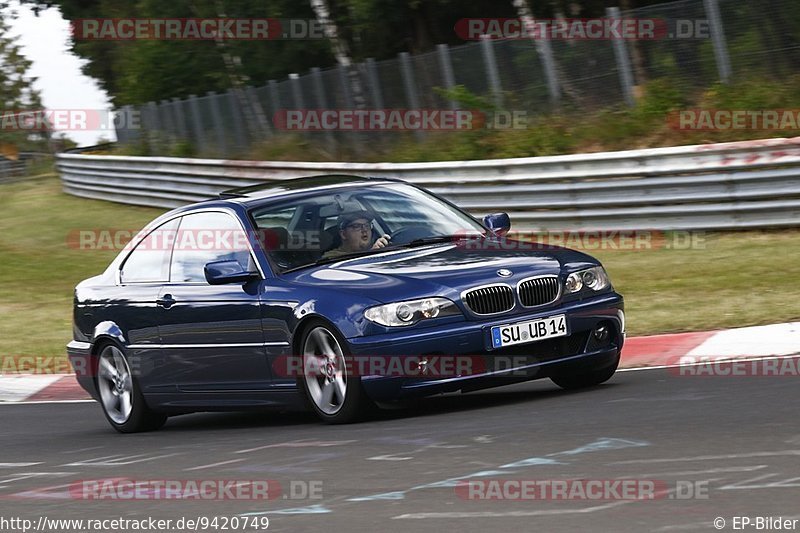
483, 212, 511, 236
204, 260, 259, 285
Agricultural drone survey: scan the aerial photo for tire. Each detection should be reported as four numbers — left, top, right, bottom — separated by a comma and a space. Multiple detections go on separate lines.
298, 321, 374, 424
550, 351, 620, 390
96, 343, 167, 433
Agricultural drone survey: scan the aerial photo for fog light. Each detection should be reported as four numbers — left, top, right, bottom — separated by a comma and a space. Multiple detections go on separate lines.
593, 325, 610, 342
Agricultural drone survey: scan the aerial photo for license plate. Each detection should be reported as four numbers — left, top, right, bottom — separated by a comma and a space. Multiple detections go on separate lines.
491, 314, 567, 348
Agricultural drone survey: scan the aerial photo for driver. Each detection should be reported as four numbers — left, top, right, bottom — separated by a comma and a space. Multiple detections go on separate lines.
323, 210, 391, 259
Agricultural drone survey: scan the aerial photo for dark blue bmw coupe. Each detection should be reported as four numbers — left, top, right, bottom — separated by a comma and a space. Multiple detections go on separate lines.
68, 175, 625, 432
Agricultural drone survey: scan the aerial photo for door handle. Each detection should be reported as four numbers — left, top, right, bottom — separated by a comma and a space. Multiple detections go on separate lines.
156, 294, 176, 308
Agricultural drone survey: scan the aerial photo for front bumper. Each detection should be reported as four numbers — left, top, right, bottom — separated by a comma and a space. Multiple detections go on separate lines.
66, 340, 99, 401
348, 293, 624, 401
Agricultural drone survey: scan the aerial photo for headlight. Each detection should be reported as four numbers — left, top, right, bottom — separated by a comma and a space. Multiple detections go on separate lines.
565, 272, 583, 293
364, 297, 461, 327
565, 266, 610, 294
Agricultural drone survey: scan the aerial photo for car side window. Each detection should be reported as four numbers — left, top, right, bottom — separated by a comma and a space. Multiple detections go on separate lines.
252, 205, 297, 230
170, 211, 254, 283
120, 218, 180, 283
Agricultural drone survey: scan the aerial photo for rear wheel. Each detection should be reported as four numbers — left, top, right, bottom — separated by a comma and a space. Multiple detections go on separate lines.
300, 322, 373, 423
96, 344, 167, 433
550, 351, 620, 390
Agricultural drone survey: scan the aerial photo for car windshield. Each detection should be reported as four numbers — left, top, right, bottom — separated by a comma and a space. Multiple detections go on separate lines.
249, 183, 486, 273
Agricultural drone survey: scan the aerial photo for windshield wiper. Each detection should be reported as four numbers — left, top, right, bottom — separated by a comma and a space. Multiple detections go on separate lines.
400, 236, 455, 248
281, 249, 383, 274
281, 235, 476, 274
396, 234, 483, 249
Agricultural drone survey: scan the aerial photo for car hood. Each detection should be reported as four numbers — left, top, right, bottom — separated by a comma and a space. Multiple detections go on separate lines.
283, 242, 598, 304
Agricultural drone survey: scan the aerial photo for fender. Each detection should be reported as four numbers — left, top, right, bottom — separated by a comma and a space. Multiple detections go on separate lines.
91, 320, 127, 350
288, 294, 379, 347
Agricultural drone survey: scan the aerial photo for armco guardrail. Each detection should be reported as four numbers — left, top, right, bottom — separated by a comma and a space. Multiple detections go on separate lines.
56, 137, 800, 231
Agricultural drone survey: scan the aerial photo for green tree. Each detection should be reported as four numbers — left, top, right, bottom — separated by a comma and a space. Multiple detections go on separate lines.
20, 0, 781, 110
21, 0, 335, 106
0, 7, 46, 152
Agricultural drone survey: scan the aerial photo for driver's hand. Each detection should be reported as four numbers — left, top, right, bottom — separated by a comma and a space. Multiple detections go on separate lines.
372, 234, 391, 249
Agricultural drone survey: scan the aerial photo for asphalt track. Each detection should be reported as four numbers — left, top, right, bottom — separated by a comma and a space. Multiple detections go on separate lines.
1, 364, 798, 533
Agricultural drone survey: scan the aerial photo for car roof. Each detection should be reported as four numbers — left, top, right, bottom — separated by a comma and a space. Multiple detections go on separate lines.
218, 174, 404, 206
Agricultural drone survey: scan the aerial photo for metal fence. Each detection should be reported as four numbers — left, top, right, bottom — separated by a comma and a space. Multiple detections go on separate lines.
0, 153, 50, 183
114, 0, 800, 158
0, 158, 26, 182
57, 136, 800, 231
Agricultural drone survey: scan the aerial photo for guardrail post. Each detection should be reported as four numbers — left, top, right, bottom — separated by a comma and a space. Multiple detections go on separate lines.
311, 67, 336, 154
338, 64, 364, 156
188, 95, 206, 154
337, 65, 354, 109
365, 58, 383, 109
159, 100, 174, 142
172, 97, 189, 141
535, 37, 560, 104
145, 101, 160, 141
399, 52, 423, 141
112, 109, 125, 144
703, 0, 732, 83
246, 86, 272, 137
289, 73, 305, 109
437, 44, 457, 111
114, 106, 132, 144
206, 91, 227, 157
607, 7, 636, 107
227, 90, 247, 154
310, 68, 326, 110
268, 80, 280, 132
480, 36, 504, 109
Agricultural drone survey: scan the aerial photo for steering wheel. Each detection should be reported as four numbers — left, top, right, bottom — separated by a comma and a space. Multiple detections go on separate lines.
385, 225, 435, 246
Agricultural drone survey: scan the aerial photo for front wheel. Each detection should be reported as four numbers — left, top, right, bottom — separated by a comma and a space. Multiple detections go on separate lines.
299, 323, 374, 423
550, 352, 620, 390
96, 344, 167, 433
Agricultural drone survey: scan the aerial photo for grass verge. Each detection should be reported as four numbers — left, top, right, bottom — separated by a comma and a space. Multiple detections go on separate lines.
591, 231, 800, 335
0, 175, 163, 360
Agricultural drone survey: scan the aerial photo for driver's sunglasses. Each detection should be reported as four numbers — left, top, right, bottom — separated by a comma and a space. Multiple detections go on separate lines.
345, 222, 371, 232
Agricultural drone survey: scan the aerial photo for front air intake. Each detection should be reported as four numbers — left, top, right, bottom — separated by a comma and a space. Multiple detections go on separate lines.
518, 276, 560, 307
463, 285, 515, 315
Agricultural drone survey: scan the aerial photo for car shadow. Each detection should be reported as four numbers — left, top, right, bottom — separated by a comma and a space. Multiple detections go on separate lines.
159, 380, 623, 431
372, 381, 623, 422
